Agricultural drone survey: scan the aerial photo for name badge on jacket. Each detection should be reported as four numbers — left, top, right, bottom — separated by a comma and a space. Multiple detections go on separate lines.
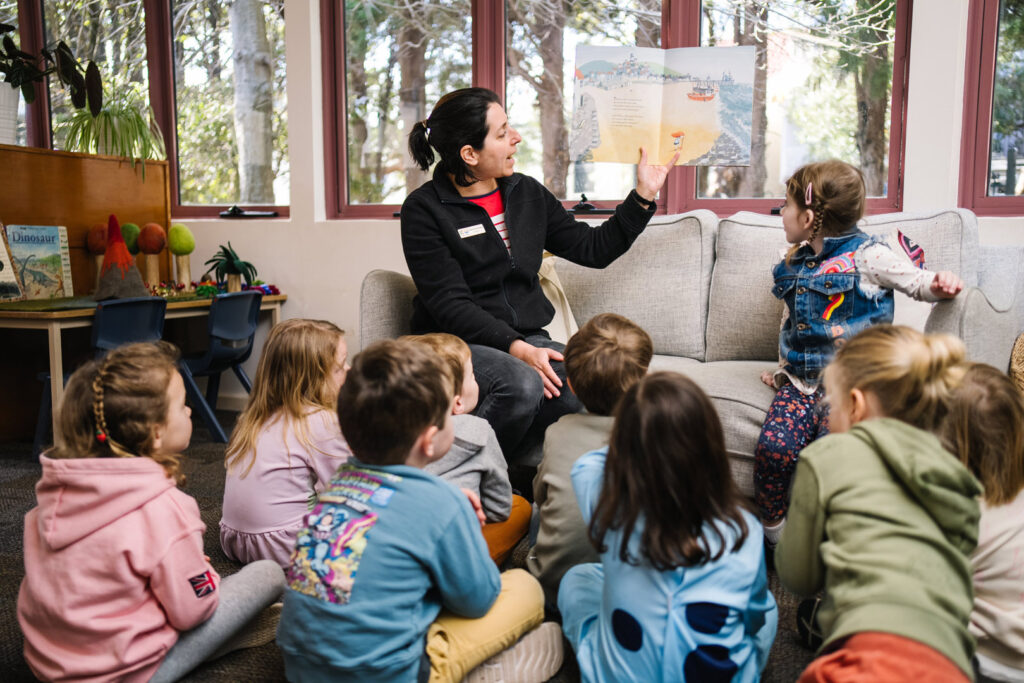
458, 224, 486, 239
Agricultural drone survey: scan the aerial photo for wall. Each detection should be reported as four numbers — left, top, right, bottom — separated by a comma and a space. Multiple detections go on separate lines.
190, 0, 1024, 407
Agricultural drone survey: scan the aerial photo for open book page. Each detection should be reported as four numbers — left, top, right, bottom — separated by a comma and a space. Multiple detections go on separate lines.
570, 45, 755, 166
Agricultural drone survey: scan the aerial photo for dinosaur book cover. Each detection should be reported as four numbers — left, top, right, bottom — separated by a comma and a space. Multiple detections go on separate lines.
4, 225, 73, 300
0, 225, 24, 301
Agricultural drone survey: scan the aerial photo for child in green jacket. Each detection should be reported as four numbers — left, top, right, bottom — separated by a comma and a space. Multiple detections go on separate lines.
777, 325, 981, 681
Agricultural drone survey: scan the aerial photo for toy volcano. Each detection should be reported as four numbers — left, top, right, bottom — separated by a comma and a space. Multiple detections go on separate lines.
93, 214, 150, 300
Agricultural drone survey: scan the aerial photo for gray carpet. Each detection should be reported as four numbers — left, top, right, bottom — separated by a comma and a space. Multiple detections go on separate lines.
0, 412, 813, 682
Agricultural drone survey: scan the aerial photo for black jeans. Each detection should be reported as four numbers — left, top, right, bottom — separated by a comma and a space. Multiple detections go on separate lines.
470, 334, 583, 463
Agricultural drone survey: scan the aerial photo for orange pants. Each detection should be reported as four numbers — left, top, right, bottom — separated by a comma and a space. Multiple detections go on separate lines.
481, 495, 531, 565
799, 632, 969, 682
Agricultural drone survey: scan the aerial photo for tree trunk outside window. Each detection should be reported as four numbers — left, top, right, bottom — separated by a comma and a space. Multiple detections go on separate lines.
230, 0, 275, 203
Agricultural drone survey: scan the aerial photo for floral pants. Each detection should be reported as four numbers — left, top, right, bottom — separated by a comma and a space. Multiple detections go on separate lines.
754, 383, 829, 523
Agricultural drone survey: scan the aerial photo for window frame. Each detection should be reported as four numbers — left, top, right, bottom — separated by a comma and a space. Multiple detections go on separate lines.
14, 0, 290, 219
322, 0, 913, 218
959, 0, 1024, 216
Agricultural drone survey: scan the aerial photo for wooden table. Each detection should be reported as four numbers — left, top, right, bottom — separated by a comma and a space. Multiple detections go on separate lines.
0, 294, 286, 433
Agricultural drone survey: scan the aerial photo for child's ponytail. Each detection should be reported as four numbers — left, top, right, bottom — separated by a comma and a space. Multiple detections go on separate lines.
827, 325, 966, 432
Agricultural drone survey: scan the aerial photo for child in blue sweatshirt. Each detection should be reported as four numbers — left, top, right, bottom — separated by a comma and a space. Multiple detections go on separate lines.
276, 339, 561, 682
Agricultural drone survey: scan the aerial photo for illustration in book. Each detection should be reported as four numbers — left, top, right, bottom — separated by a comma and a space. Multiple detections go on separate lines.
0, 224, 25, 301
569, 45, 755, 166
4, 224, 74, 299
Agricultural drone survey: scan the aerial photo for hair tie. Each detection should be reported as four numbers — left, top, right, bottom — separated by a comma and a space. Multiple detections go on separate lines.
804, 182, 813, 206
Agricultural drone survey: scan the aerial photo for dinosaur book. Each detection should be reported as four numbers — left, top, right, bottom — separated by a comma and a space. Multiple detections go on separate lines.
4, 225, 73, 300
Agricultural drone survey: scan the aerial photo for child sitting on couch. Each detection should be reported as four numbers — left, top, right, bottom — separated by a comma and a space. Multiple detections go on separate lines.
403, 333, 531, 564
528, 313, 653, 604
276, 340, 562, 682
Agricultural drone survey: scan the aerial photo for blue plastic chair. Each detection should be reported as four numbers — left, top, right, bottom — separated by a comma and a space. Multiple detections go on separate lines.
179, 290, 263, 442
34, 296, 168, 455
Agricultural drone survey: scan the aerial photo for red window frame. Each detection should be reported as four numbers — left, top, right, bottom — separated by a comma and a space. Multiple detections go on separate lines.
14, 0, 289, 219
959, 0, 1024, 216
323, 0, 912, 218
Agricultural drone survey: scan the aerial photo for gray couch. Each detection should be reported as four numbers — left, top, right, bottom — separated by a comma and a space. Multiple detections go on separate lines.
360, 208, 1023, 496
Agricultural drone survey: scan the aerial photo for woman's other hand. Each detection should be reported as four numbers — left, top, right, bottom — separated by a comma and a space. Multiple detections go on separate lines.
509, 339, 563, 399
635, 146, 681, 203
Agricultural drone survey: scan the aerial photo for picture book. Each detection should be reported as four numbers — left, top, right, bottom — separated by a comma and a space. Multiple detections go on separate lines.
570, 45, 755, 166
0, 224, 24, 301
4, 224, 74, 299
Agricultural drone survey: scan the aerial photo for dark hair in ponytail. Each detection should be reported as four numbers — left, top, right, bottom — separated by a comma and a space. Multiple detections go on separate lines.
408, 87, 502, 187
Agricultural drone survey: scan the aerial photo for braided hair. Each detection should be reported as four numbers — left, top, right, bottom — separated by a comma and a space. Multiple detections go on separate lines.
50, 341, 185, 484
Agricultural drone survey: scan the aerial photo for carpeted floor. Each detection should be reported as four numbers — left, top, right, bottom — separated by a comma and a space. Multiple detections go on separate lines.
0, 411, 814, 682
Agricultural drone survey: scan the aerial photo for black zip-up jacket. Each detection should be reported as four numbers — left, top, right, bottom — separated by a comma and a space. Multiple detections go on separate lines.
400, 167, 657, 350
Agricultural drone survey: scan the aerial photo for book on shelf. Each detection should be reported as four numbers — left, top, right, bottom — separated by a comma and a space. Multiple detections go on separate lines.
0, 223, 25, 302
3, 224, 73, 300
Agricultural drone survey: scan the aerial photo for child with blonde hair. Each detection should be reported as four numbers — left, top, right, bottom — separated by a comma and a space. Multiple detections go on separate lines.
942, 363, 1024, 683
529, 312, 653, 604
402, 332, 530, 564
560, 372, 776, 682
18, 342, 284, 683
221, 318, 351, 567
777, 325, 981, 681
757, 159, 964, 544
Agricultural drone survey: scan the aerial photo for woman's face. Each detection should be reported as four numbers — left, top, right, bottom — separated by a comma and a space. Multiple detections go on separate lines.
469, 102, 522, 181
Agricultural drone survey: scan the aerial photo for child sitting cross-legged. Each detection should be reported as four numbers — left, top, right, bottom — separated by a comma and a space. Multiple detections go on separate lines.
276, 339, 563, 683
941, 363, 1024, 683
401, 332, 531, 565
528, 312, 652, 605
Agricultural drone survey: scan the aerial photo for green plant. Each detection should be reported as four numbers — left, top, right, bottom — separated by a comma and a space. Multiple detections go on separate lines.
0, 23, 101, 115
203, 242, 257, 285
58, 89, 166, 178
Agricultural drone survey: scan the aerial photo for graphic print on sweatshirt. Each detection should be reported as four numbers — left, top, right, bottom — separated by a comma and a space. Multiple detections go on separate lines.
286, 466, 401, 604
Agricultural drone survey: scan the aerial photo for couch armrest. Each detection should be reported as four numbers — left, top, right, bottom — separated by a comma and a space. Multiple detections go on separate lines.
978, 244, 1024, 333
925, 287, 1016, 371
359, 269, 417, 350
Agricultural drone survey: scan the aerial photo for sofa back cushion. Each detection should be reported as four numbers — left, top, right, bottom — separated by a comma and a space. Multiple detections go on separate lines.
705, 213, 786, 362
705, 209, 980, 362
552, 210, 716, 360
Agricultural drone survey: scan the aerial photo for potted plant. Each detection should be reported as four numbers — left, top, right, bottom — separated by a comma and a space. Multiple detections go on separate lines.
204, 242, 257, 293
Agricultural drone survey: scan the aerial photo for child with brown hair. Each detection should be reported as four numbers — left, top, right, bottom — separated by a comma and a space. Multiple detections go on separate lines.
777, 325, 981, 682
560, 371, 776, 682
18, 342, 284, 683
276, 340, 562, 682
756, 159, 964, 546
942, 363, 1024, 682
402, 332, 530, 564
220, 318, 351, 567
529, 312, 653, 603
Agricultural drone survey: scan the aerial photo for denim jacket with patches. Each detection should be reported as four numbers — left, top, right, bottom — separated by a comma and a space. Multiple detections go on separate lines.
772, 229, 894, 386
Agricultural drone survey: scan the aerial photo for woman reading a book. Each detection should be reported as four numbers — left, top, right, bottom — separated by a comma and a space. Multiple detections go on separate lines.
401, 87, 679, 462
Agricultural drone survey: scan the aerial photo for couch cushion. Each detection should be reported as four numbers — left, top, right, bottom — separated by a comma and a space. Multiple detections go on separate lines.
359, 269, 417, 349
553, 210, 717, 361
705, 213, 787, 362
859, 209, 979, 288
649, 356, 777, 498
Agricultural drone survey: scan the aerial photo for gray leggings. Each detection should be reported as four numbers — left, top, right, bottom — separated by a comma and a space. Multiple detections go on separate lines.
150, 560, 285, 683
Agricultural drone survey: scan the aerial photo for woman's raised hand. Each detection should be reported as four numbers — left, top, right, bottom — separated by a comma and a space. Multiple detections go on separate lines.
635, 146, 681, 203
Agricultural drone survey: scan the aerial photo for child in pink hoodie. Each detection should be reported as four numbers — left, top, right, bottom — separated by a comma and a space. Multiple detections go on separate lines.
18, 342, 285, 683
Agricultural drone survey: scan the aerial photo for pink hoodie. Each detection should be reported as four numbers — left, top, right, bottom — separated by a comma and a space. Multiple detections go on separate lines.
18, 455, 220, 682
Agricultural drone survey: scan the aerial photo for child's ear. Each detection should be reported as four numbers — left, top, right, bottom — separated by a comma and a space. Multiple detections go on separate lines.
452, 394, 466, 416
848, 387, 872, 423
150, 424, 164, 454
416, 425, 441, 460
801, 208, 815, 231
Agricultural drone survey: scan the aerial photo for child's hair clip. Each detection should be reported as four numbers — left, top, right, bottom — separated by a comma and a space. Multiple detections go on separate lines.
805, 182, 813, 206
95, 428, 108, 444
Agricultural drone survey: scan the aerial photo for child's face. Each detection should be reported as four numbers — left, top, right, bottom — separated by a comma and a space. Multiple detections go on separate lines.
329, 337, 350, 394
154, 371, 192, 455
781, 194, 813, 245
453, 356, 480, 415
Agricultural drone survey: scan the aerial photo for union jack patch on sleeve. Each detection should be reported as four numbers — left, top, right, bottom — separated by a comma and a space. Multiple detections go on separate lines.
188, 570, 217, 598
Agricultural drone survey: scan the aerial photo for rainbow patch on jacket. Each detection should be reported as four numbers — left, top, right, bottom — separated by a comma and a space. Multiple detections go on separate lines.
822, 293, 845, 320
814, 252, 856, 275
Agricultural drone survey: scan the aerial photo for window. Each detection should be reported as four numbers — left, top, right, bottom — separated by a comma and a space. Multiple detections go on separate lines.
0, 1, 27, 146
960, 0, 1024, 215
5, 0, 289, 217
326, 0, 911, 217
